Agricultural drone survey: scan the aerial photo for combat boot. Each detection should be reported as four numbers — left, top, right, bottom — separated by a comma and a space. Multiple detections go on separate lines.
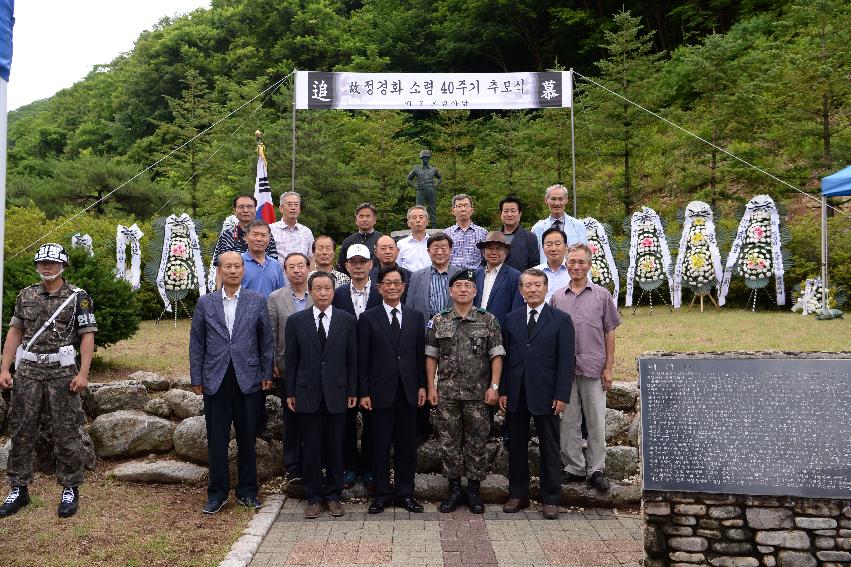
466, 480, 485, 514
0, 486, 30, 518
58, 487, 79, 518
438, 478, 465, 513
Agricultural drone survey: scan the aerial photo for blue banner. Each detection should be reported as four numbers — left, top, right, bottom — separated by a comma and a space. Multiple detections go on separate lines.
0, 0, 13, 82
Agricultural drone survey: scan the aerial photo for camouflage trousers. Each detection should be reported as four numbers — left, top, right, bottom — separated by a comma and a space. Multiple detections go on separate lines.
436, 398, 490, 481
6, 371, 85, 487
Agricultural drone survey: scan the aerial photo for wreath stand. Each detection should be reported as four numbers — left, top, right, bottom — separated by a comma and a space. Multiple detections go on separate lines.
687, 285, 719, 313
632, 281, 673, 316
744, 277, 770, 313
155, 290, 193, 327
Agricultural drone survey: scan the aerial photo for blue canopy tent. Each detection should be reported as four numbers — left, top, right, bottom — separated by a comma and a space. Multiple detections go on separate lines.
819, 165, 851, 310
0, 0, 13, 321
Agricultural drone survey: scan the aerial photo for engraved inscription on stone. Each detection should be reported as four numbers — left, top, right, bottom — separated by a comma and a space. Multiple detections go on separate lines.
640, 358, 851, 499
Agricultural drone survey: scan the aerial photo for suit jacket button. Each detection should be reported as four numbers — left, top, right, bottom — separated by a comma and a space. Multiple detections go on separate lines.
397, 356, 401, 360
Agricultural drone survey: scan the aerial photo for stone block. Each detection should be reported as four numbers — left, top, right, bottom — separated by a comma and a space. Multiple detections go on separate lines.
143, 397, 171, 418
89, 410, 174, 458
90, 381, 148, 416
776, 551, 816, 567
129, 371, 170, 391
604, 445, 638, 479
816, 551, 851, 562
709, 505, 742, 519
747, 507, 794, 529
837, 538, 851, 550
259, 395, 283, 442
606, 381, 638, 410
754, 531, 811, 550
664, 526, 694, 536
708, 557, 759, 567
675, 515, 698, 526
757, 546, 774, 553
725, 527, 754, 541
417, 437, 443, 474
645, 523, 667, 556
696, 529, 722, 540
627, 411, 640, 447
793, 502, 839, 516
669, 551, 705, 563
111, 459, 207, 484
674, 504, 707, 516
605, 408, 631, 442
794, 517, 836, 529
668, 537, 708, 552
711, 541, 755, 554
701, 519, 721, 529
645, 502, 671, 516
814, 536, 835, 549
763, 556, 776, 567
163, 389, 203, 419
722, 519, 745, 527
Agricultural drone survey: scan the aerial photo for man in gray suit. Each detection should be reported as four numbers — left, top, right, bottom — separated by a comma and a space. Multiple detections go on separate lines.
268, 252, 313, 484
405, 233, 461, 444
405, 233, 461, 322
190, 251, 274, 514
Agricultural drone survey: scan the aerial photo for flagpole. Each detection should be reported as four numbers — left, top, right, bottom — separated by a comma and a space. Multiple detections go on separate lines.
291, 69, 297, 192
569, 69, 577, 218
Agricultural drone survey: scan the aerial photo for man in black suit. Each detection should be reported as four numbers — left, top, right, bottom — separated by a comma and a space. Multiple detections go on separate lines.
368, 235, 412, 303
358, 266, 427, 514
499, 196, 540, 272
284, 272, 358, 519
332, 244, 382, 491
499, 268, 575, 520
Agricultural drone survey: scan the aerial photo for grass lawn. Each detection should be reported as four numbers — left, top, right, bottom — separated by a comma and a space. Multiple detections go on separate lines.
0, 466, 253, 567
94, 309, 851, 383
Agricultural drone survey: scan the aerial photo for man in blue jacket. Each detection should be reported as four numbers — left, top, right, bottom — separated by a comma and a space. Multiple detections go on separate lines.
499, 268, 575, 520
190, 251, 275, 514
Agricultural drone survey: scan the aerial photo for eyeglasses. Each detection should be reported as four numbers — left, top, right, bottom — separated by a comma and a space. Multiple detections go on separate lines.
381, 281, 405, 287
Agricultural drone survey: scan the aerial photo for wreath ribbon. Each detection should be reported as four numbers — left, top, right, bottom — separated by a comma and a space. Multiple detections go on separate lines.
116, 223, 144, 290
582, 217, 619, 306
625, 207, 673, 307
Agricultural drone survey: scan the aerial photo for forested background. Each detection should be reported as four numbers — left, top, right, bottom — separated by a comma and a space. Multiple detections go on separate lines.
4, 0, 851, 317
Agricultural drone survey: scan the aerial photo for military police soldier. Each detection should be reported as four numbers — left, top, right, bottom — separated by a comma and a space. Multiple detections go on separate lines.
425, 269, 504, 514
0, 244, 97, 518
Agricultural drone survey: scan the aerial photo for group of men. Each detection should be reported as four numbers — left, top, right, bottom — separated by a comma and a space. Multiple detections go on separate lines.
0, 182, 620, 523
189, 183, 620, 520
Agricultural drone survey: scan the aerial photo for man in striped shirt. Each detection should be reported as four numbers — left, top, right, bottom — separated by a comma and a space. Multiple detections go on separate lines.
444, 194, 487, 270
211, 195, 279, 290
270, 191, 314, 265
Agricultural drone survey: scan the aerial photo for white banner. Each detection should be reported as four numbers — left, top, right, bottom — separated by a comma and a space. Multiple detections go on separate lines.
295, 71, 572, 110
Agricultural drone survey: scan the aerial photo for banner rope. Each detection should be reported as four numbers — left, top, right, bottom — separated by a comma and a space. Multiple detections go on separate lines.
10, 70, 295, 259
573, 71, 851, 220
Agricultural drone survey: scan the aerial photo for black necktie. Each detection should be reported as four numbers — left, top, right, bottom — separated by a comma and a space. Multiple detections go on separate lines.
390, 308, 401, 344
552, 219, 562, 231
528, 308, 538, 338
318, 312, 327, 350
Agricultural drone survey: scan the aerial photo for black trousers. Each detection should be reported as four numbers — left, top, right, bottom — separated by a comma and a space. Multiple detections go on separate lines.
280, 381, 302, 477
343, 405, 373, 474
203, 362, 262, 502
507, 383, 562, 505
301, 400, 346, 504
371, 385, 417, 502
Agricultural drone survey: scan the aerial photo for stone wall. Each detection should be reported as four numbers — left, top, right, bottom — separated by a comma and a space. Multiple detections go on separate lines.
644, 491, 851, 567
0, 371, 643, 505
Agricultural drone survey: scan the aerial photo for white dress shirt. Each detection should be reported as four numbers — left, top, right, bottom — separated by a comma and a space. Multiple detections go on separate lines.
313, 305, 333, 334
383, 302, 403, 326
480, 263, 502, 309
222, 286, 240, 338
350, 279, 371, 319
397, 233, 431, 272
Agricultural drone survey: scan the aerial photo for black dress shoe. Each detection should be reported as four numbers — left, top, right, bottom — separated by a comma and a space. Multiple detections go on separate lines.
562, 470, 586, 483
0, 486, 30, 518
237, 495, 262, 509
394, 496, 424, 513
57, 487, 79, 518
588, 471, 610, 492
368, 499, 386, 514
203, 497, 228, 514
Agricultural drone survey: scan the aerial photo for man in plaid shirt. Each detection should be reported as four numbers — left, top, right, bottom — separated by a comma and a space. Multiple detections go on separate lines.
270, 191, 314, 265
444, 194, 487, 270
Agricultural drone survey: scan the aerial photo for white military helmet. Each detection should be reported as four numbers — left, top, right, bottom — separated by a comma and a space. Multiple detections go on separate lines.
33, 243, 69, 265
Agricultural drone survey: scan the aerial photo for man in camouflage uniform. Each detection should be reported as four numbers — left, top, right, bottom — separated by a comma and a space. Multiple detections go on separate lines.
425, 269, 504, 514
0, 243, 97, 519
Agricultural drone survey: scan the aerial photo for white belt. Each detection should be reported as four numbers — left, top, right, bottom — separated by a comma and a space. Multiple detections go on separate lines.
20, 351, 61, 364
